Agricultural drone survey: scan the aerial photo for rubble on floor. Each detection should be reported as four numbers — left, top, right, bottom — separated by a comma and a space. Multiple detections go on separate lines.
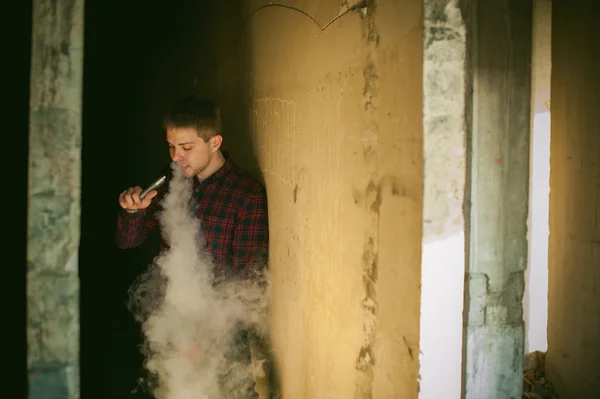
522, 351, 559, 399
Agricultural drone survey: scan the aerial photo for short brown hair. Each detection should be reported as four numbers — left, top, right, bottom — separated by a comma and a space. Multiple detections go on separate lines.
162, 95, 222, 141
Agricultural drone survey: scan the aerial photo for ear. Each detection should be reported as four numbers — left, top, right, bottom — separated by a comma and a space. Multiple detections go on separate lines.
210, 135, 223, 152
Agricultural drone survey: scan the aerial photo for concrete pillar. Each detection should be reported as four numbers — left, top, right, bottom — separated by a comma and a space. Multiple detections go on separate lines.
230, 1, 424, 397
421, 2, 532, 397
420, 1, 467, 398
462, 1, 532, 398
27, 0, 84, 398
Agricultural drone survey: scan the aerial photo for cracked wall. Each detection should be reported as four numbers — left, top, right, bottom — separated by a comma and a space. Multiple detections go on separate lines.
547, 1, 600, 397
217, 1, 424, 397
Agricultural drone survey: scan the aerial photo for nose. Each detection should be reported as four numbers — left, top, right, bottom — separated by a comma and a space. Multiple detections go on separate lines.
170, 148, 184, 161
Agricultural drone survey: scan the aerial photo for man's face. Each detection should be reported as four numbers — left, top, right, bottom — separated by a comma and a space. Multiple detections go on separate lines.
167, 127, 215, 178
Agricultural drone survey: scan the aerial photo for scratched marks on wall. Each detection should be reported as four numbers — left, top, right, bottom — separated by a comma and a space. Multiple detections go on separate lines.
354, 3, 381, 397
248, 96, 297, 188
353, 180, 381, 399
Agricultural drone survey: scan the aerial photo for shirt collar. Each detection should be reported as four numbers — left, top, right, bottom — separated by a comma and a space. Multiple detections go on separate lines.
194, 151, 234, 188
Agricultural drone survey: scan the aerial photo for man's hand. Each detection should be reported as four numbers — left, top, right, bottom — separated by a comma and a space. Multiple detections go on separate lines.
118, 186, 157, 212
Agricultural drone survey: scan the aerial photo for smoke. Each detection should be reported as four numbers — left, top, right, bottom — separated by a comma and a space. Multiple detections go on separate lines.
128, 162, 269, 399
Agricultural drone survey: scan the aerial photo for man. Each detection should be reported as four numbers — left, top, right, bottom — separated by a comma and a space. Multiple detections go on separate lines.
116, 95, 269, 398
116, 96, 269, 279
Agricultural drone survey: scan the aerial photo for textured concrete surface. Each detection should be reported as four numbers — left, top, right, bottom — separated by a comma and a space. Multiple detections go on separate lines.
547, 1, 600, 397
27, 0, 84, 398
462, 1, 532, 398
223, 1, 424, 397
420, 1, 467, 398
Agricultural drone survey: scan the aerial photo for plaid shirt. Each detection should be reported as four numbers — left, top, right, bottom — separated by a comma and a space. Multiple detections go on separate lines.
116, 155, 269, 279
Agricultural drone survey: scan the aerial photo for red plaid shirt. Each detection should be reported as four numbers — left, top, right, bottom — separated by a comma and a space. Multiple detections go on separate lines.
116, 155, 269, 279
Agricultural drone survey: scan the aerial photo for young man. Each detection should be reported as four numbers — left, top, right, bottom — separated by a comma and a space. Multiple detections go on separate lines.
115, 95, 269, 398
116, 95, 269, 279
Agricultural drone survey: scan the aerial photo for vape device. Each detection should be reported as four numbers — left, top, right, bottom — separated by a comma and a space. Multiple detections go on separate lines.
139, 175, 167, 200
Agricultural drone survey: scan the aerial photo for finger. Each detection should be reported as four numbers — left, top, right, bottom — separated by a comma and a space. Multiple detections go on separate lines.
142, 190, 158, 206
118, 191, 128, 209
131, 186, 143, 205
144, 190, 158, 205
123, 189, 137, 208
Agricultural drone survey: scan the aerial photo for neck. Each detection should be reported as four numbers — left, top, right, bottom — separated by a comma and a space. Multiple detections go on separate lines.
196, 150, 226, 180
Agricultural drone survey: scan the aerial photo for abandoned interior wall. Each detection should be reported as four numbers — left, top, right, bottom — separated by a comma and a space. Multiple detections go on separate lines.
547, 1, 600, 397
217, 1, 424, 397
34, 0, 600, 397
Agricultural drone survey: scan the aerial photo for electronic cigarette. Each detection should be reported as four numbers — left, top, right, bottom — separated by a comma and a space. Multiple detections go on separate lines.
139, 175, 167, 200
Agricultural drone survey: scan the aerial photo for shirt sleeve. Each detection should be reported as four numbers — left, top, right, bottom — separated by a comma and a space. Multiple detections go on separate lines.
115, 187, 164, 249
232, 185, 269, 276
115, 208, 152, 248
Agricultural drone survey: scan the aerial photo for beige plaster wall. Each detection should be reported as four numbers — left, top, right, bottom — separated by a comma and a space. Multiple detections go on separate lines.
547, 1, 600, 397
217, 1, 424, 398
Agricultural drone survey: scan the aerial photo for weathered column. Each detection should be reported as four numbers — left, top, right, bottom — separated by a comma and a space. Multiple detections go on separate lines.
462, 1, 532, 398
420, 1, 532, 397
27, 1, 84, 398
